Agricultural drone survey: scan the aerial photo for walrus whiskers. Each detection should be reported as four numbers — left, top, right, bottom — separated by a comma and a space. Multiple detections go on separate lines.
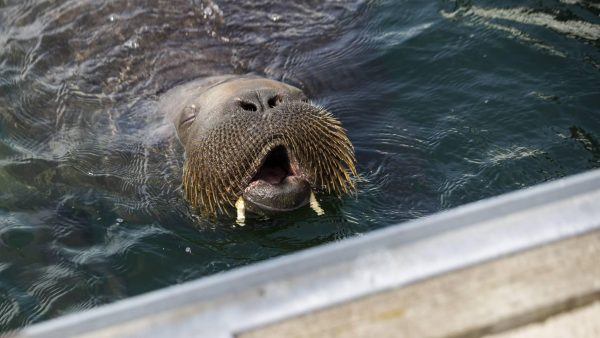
182, 101, 356, 216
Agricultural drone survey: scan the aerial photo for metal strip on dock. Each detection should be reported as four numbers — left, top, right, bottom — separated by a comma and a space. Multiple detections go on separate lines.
18, 169, 600, 338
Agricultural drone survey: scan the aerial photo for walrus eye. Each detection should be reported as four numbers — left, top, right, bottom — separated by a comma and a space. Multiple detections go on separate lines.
181, 115, 196, 125
268, 95, 282, 108
180, 105, 197, 126
239, 101, 257, 112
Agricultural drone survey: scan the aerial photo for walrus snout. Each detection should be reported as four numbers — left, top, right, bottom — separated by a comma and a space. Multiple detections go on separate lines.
242, 145, 311, 213
163, 75, 357, 217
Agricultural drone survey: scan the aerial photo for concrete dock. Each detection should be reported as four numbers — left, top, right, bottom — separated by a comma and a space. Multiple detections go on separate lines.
17, 169, 600, 338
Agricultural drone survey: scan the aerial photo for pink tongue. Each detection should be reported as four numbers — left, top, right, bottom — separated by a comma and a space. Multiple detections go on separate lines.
255, 166, 287, 185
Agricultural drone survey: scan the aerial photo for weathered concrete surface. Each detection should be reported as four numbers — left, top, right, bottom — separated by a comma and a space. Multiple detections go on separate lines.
486, 302, 600, 338
240, 230, 600, 338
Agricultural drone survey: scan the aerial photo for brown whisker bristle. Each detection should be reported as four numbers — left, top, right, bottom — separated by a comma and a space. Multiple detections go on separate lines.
182, 101, 356, 216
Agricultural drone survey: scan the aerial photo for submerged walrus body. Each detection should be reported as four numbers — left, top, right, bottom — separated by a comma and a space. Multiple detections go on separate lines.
0, 0, 362, 224
159, 75, 356, 218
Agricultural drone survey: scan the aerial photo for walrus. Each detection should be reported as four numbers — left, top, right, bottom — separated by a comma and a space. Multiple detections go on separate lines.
159, 74, 357, 221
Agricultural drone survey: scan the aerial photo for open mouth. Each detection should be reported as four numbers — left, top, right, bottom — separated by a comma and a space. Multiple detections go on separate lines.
248, 145, 293, 186
242, 145, 311, 213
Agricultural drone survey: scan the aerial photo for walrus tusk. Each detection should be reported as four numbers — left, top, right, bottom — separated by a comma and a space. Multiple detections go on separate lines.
235, 197, 246, 226
309, 191, 325, 216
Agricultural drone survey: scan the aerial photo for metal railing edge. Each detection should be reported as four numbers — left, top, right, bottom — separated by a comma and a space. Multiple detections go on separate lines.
18, 168, 600, 338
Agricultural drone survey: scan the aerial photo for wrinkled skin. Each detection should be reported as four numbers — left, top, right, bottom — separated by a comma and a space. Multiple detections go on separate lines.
159, 75, 356, 215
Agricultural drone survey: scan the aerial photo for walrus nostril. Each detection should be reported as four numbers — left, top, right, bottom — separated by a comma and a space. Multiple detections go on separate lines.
268, 95, 282, 108
239, 101, 257, 111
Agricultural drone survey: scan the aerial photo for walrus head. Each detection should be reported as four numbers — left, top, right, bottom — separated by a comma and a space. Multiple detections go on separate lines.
163, 75, 356, 217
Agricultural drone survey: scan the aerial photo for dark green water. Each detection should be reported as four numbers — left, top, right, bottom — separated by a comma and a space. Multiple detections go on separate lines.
1, 0, 599, 331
